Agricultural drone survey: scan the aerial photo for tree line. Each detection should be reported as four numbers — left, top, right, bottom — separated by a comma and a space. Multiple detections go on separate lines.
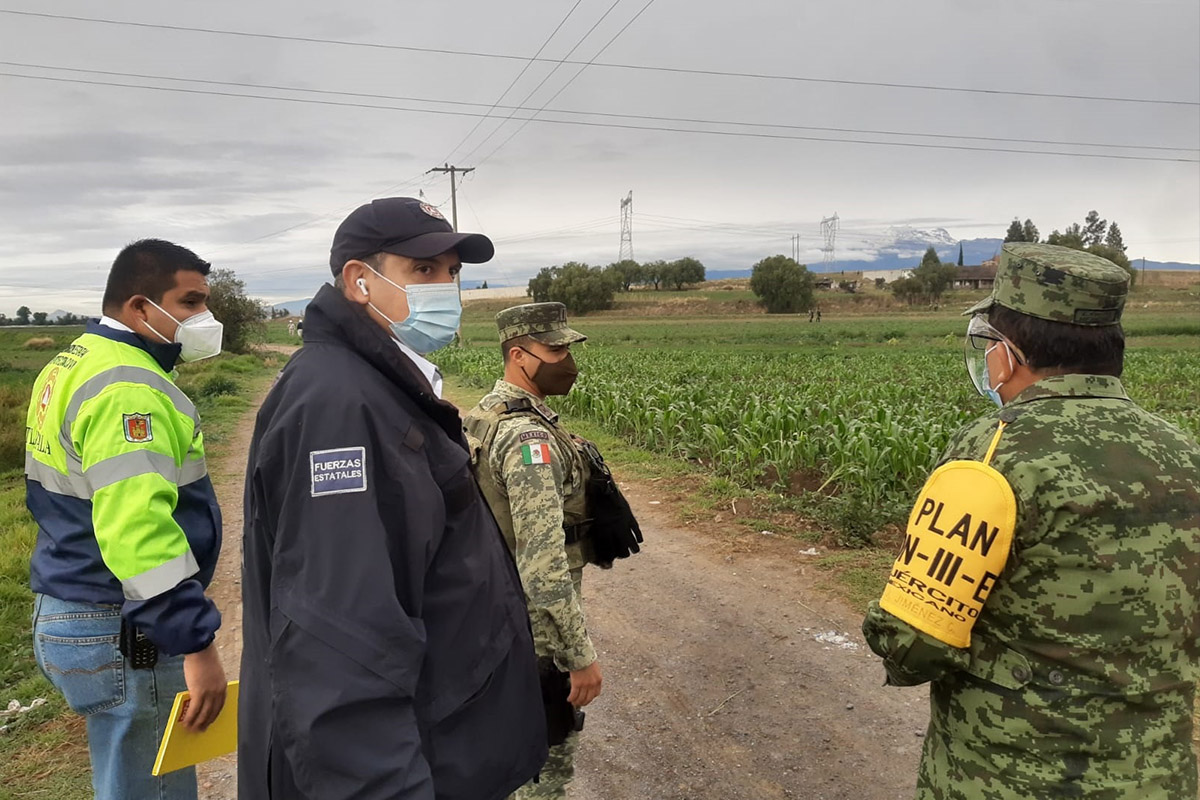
1003, 209, 1133, 281
525, 209, 1141, 317
528, 257, 707, 313
3, 269, 268, 353
0, 307, 88, 326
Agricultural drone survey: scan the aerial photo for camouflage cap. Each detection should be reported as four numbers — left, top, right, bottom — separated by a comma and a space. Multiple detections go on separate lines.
496, 302, 587, 345
963, 243, 1129, 326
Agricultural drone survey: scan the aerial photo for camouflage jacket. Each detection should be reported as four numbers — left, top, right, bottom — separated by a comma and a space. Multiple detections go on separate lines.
464, 380, 597, 671
863, 374, 1200, 799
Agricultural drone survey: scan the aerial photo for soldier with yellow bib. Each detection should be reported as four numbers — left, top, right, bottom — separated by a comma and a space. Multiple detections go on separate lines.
863, 243, 1200, 799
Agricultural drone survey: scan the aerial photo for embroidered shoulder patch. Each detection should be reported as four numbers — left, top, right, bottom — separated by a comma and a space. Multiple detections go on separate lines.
520, 442, 551, 466
518, 429, 550, 443
123, 413, 153, 443
310, 447, 367, 497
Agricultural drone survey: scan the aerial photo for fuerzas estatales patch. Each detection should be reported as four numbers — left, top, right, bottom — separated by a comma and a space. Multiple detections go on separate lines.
878, 458, 1016, 649
310, 446, 367, 497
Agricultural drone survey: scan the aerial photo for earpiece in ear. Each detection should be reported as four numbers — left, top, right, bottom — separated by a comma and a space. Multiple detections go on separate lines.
356, 278, 368, 296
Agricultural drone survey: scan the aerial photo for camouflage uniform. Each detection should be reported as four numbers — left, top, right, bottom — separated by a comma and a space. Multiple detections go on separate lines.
463, 303, 596, 800
863, 244, 1200, 799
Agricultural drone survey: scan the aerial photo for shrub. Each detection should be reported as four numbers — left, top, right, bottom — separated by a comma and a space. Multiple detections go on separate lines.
749, 255, 815, 314
23, 337, 55, 350
198, 376, 239, 398
527, 262, 617, 313
206, 269, 266, 354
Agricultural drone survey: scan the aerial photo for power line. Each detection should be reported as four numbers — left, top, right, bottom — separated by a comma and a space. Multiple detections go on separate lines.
205, 171, 440, 255
492, 217, 617, 244
5, 60, 1192, 153
473, 0, 661, 167
2, 70, 1196, 163
457, 0, 630, 166
2, 8, 1194, 107
442, 0, 586, 163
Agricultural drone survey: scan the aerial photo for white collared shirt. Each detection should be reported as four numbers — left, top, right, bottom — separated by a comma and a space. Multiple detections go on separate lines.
395, 340, 443, 398
99, 315, 133, 333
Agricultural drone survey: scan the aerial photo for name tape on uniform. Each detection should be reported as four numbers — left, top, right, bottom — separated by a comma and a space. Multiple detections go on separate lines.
310, 447, 367, 497
878, 460, 1016, 648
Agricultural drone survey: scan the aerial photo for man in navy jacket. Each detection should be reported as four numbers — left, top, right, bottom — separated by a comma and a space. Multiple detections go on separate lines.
239, 198, 547, 799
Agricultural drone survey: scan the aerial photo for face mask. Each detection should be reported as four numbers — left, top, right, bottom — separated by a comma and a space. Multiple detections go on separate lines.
520, 348, 578, 396
145, 300, 223, 362
363, 266, 461, 354
964, 316, 1015, 408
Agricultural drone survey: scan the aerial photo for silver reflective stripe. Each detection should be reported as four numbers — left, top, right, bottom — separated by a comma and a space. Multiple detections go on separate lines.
25, 451, 89, 498
60, 366, 199, 452
84, 450, 180, 495
179, 457, 208, 487
121, 550, 200, 601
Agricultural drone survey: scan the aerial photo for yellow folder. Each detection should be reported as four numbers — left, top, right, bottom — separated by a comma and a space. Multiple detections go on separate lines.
152, 681, 239, 776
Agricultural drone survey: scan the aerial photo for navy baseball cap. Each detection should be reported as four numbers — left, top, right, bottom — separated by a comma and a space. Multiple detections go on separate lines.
329, 197, 495, 275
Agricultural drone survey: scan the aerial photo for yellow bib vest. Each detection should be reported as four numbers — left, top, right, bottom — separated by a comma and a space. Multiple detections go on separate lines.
879, 421, 1017, 648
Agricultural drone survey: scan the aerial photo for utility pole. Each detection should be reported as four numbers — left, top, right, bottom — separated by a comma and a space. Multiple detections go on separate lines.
427, 163, 474, 232
428, 163, 475, 344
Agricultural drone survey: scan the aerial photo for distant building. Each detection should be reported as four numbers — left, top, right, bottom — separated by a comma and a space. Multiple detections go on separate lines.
953, 265, 997, 290
814, 270, 865, 291
858, 268, 914, 284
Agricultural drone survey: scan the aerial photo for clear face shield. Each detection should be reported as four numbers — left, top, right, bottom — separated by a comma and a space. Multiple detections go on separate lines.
964, 315, 1025, 406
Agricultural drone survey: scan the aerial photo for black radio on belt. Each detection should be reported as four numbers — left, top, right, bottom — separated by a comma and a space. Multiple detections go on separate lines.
119, 619, 159, 670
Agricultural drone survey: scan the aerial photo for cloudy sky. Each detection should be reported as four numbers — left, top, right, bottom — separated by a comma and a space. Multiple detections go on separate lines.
1, 0, 1197, 312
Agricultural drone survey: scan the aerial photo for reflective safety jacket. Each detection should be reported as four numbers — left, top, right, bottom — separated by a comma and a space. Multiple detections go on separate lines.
25, 321, 221, 656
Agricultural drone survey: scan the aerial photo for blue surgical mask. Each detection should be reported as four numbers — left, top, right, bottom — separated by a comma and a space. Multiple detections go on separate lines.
364, 266, 461, 354
980, 343, 1009, 408
964, 316, 1014, 408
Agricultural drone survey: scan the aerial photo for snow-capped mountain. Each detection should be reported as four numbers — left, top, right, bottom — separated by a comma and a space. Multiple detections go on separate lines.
883, 226, 959, 248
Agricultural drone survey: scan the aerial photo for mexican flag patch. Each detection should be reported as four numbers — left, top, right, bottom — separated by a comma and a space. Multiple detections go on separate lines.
521, 442, 551, 465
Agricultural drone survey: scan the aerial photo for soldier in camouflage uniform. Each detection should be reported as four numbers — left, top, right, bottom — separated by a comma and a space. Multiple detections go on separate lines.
464, 302, 602, 799
862, 243, 1200, 799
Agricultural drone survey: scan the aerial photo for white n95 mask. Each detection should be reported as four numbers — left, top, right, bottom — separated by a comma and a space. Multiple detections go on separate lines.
146, 300, 225, 362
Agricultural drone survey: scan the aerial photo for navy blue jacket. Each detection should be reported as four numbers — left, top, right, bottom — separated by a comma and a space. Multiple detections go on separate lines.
239, 285, 547, 800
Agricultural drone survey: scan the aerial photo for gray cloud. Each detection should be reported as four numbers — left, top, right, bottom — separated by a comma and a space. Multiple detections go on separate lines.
0, 0, 1195, 314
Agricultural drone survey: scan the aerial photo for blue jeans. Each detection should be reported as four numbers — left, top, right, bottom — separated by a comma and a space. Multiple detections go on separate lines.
32, 594, 198, 800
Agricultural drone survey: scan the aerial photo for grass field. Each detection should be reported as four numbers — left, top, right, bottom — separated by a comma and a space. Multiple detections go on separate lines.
1, 276, 1196, 790
447, 289, 1200, 754
441, 293, 1200, 546
0, 326, 280, 797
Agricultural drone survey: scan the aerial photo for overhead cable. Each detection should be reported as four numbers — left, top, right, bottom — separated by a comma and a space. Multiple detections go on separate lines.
2, 9, 1194, 107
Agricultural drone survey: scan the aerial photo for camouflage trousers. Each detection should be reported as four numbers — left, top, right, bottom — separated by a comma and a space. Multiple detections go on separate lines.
512, 732, 578, 799
517, 570, 588, 798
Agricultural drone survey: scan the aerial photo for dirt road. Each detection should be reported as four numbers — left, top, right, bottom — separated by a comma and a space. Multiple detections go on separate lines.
570, 488, 928, 800
198, 374, 929, 799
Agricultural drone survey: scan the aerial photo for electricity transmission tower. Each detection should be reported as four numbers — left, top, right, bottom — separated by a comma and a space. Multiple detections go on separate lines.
791, 234, 801, 262
820, 213, 839, 271
618, 191, 634, 262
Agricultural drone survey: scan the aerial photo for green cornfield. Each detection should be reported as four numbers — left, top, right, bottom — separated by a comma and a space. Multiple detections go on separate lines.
436, 343, 1200, 541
